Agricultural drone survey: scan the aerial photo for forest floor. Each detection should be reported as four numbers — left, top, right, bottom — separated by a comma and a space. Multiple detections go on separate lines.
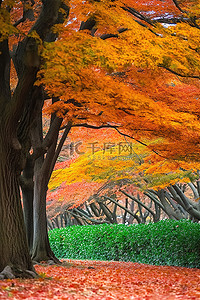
0, 259, 200, 299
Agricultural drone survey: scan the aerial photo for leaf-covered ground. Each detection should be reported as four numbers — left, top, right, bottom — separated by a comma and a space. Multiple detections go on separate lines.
0, 260, 200, 299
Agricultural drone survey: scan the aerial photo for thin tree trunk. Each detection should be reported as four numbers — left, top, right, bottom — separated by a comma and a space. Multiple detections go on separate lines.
30, 114, 71, 263
31, 159, 59, 263
21, 156, 34, 251
22, 187, 34, 251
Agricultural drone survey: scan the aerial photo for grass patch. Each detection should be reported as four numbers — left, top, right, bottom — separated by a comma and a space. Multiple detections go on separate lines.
49, 219, 200, 268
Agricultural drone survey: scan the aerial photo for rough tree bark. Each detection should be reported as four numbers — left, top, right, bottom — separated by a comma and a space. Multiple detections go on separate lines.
20, 1, 70, 264
0, 32, 38, 277
0, 125, 36, 278
0, 0, 65, 277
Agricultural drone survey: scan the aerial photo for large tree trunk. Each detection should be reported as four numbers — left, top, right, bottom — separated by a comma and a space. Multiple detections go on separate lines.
0, 129, 35, 278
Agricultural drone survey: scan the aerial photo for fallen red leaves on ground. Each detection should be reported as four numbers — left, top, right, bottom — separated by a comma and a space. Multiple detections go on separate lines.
0, 260, 200, 299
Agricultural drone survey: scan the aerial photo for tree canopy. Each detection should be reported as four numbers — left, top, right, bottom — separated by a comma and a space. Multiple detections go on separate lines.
38, 0, 200, 168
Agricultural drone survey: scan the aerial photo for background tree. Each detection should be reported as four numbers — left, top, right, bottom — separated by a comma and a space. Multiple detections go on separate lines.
48, 125, 200, 225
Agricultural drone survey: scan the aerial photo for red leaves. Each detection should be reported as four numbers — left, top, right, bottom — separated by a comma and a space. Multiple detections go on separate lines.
0, 260, 200, 299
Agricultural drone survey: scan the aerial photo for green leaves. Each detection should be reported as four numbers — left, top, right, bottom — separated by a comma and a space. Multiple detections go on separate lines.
49, 220, 200, 268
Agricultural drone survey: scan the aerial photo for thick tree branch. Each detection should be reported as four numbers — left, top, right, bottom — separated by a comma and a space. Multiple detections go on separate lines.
47, 121, 72, 182
156, 190, 183, 220
68, 210, 105, 225
32, 116, 63, 160
30, 0, 61, 40
43, 117, 63, 148
168, 186, 186, 208
144, 191, 165, 212
73, 208, 106, 224
80, 17, 96, 31
8, 0, 64, 140
187, 182, 199, 199
172, 184, 200, 219
14, 0, 35, 27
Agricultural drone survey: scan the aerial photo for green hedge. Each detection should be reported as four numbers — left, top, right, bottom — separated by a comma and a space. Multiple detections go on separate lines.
49, 219, 200, 268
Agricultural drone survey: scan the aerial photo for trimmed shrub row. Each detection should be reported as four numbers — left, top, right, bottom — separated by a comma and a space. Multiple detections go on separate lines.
49, 219, 200, 268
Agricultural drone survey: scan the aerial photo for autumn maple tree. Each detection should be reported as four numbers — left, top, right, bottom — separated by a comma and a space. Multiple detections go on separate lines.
0, 0, 200, 279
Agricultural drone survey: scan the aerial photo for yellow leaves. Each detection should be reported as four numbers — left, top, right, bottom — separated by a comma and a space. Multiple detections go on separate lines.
49, 129, 200, 192
68, 0, 132, 34
37, 31, 119, 95
0, 4, 18, 41
156, 23, 200, 77
49, 137, 145, 189
180, 0, 200, 15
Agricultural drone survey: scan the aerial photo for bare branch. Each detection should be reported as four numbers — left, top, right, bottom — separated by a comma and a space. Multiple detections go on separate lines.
71, 122, 165, 158
123, 5, 155, 27
71, 123, 119, 130
114, 128, 166, 158
161, 66, 200, 79
171, 0, 188, 14
103, 195, 141, 223
119, 189, 155, 216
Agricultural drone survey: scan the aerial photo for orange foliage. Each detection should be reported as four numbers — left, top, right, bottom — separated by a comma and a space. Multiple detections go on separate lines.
5, 0, 200, 169
36, 0, 200, 172
0, 260, 200, 299
47, 180, 103, 217
48, 127, 143, 210
4, 0, 200, 193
